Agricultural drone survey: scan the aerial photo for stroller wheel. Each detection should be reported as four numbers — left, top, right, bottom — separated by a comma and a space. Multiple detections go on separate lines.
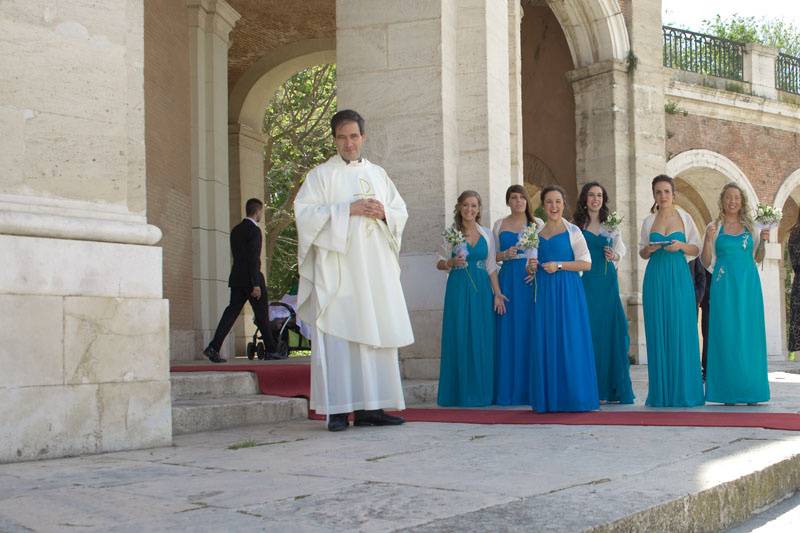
246, 342, 256, 360
256, 342, 266, 360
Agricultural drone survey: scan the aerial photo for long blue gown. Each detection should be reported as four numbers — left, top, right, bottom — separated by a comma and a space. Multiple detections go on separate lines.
530, 230, 599, 412
705, 228, 770, 404
581, 230, 634, 404
438, 235, 494, 406
643, 232, 705, 407
495, 231, 533, 405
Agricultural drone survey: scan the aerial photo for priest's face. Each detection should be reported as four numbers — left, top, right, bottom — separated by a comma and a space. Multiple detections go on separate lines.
334, 120, 366, 161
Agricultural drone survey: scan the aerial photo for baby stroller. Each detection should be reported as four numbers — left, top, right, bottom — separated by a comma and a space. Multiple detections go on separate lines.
246, 300, 310, 360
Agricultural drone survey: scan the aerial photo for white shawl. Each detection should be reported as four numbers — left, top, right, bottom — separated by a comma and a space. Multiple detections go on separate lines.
639, 207, 701, 262
700, 221, 761, 273
437, 224, 498, 274
491, 217, 545, 261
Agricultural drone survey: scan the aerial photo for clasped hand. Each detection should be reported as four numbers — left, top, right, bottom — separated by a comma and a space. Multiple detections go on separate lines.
350, 198, 385, 219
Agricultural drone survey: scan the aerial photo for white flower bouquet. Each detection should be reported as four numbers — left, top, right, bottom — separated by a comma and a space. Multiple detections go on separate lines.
600, 211, 624, 275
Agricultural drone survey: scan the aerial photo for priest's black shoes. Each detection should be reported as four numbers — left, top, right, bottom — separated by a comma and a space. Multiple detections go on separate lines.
203, 346, 226, 363
353, 409, 405, 427
327, 413, 349, 432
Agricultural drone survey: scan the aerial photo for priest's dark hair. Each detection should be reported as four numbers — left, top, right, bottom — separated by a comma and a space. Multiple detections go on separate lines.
331, 109, 365, 136
245, 197, 264, 217
453, 190, 482, 232
573, 181, 609, 228
505, 184, 535, 225
650, 174, 675, 213
540, 184, 569, 219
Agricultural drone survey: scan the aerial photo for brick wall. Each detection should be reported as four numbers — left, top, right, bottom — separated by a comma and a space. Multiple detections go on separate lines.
143, 1, 193, 348
666, 113, 800, 204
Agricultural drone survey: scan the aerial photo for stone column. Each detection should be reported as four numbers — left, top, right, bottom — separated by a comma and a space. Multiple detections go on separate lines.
0, 0, 171, 461
508, 0, 524, 185
762, 241, 786, 356
228, 122, 267, 354
337, 0, 459, 379
744, 43, 779, 100
187, 0, 240, 358
455, 0, 513, 223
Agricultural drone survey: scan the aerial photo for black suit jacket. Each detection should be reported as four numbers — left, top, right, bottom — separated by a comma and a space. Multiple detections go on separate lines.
229, 219, 265, 288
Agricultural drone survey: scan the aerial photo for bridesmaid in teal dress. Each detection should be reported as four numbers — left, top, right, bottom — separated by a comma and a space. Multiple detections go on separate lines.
529, 185, 599, 412
639, 175, 705, 407
701, 183, 770, 405
437, 190, 507, 406
492, 185, 543, 405
574, 182, 634, 404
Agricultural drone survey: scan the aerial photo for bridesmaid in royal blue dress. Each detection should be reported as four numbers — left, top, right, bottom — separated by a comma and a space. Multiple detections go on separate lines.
437, 190, 507, 407
492, 185, 543, 405
639, 175, 705, 407
573, 182, 634, 404
529, 185, 599, 412
701, 183, 770, 405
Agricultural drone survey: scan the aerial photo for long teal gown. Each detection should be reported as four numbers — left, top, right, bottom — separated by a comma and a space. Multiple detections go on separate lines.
529, 230, 599, 412
581, 230, 634, 404
705, 228, 770, 404
643, 232, 705, 407
495, 231, 533, 405
438, 235, 494, 406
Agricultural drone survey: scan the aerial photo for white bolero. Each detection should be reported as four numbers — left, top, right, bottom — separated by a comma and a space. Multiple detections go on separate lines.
560, 219, 592, 264
578, 224, 627, 268
436, 224, 498, 274
700, 221, 761, 273
638, 207, 701, 262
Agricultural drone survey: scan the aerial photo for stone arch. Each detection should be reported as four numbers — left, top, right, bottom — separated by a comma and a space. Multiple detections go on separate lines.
773, 168, 800, 211
544, 0, 630, 68
666, 149, 759, 220
229, 38, 336, 132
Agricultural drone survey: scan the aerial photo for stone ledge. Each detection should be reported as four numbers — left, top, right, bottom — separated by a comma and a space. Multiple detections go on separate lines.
172, 395, 308, 435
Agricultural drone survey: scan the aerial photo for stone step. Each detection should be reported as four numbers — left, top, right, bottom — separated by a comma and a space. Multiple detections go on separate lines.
172, 395, 308, 435
403, 379, 438, 406
170, 371, 259, 400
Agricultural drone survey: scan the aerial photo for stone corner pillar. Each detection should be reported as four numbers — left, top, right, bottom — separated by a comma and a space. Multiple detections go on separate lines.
0, 0, 171, 461
187, 0, 241, 359
762, 241, 786, 356
743, 43, 779, 100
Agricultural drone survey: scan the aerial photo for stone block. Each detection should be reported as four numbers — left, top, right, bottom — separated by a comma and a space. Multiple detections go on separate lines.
0, 294, 63, 388
336, 27, 387, 74
97, 381, 172, 451
401, 356, 440, 380
400, 254, 446, 311
388, 19, 441, 69
337, 67, 442, 120
336, 0, 441, 29
171, 395, 307, 435
0, 384, 99, 463
63, 297, 169, 384
170, 371, 260, 400
0, 235, 163, 299
401, 308, 443, 362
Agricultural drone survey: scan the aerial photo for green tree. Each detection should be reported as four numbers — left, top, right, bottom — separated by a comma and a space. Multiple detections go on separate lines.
702, 14, 800, 57
263, 64, 336, 297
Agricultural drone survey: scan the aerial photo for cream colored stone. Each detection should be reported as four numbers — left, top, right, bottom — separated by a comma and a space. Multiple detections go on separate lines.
336, 27, 387, 73
388, 20, 440, 69
0, 295, 63, 388
63, 297, 169, 385
97, 381, 172, 451
0, 384, 99, 463
336, 0, 441, 29
0, 234, 163, 299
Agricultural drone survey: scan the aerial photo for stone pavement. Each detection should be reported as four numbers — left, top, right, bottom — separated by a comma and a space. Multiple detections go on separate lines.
1, 360, 799, 532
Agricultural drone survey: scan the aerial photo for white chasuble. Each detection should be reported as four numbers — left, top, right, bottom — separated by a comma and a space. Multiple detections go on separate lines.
295, 156, 414, 414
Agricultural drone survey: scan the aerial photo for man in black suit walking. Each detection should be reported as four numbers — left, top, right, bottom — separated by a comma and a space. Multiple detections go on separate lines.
203, 198, 276, 363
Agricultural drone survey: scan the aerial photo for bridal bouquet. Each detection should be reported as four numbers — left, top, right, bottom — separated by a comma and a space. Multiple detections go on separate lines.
755, 203, 782, 230
600, 211, 624, 275
442, 225, 476, 291
517, 223, 539, 301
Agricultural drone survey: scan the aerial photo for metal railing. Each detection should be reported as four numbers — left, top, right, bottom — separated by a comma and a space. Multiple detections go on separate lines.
777, 52, 800, 95
663, 26, 744, 80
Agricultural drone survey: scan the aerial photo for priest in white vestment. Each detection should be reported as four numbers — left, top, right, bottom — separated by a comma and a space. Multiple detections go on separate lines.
294, 109, 414, 431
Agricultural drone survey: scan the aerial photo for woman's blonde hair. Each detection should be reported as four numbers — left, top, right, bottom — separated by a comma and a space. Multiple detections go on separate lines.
716, 182, 754, 233
454, 190, 482, 232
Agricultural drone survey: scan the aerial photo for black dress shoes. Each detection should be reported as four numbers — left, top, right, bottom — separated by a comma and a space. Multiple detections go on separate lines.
327, 413, 349, 432
203, 346, 226, 363
353, 409, 405, 427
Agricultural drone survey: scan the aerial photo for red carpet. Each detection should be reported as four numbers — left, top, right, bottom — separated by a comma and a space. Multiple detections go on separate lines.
171, 364, 800, 431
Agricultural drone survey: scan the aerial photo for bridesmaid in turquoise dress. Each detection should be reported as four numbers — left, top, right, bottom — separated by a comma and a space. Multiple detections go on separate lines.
437, 190, 507, 407
701, 183, 770, 404
492, 185, 543, 405
573, 182, 634, 404
529, 185, 599, 412
639, 175, 705, 407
